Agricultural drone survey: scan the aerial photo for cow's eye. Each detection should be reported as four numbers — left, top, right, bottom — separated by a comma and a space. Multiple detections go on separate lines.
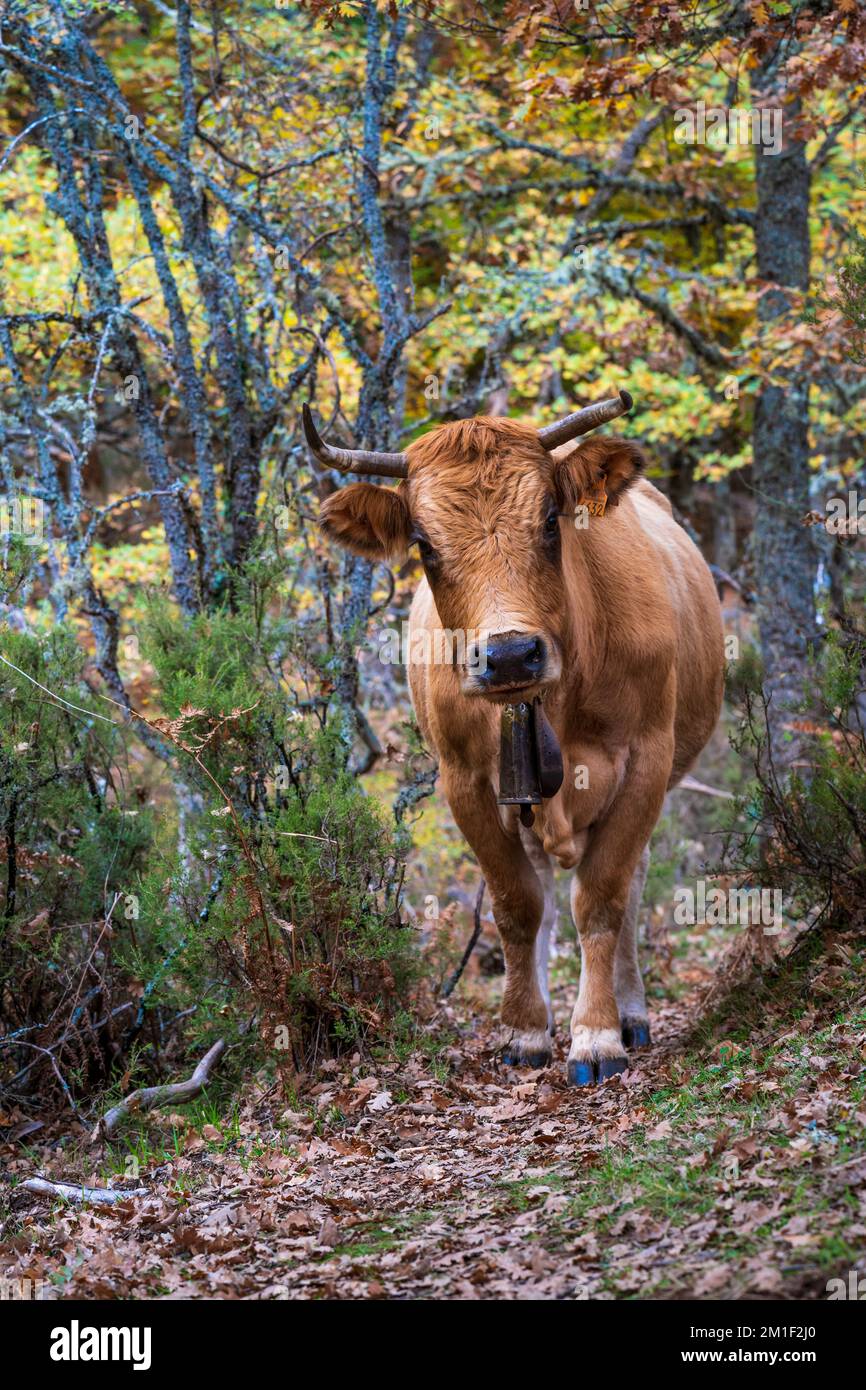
412, 532, 438, 566
544, 509, 560, 537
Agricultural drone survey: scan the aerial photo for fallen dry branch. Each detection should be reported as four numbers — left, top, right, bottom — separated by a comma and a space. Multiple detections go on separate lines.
677, 774, 735, 800
91, 1038, 227, 1141
21, 1177, 148, 1206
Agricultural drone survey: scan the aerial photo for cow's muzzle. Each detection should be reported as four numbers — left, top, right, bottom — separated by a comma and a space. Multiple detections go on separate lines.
464, 630, 556, 698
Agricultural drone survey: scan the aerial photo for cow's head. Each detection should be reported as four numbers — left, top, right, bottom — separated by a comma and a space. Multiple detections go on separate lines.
308, 392, 642, 700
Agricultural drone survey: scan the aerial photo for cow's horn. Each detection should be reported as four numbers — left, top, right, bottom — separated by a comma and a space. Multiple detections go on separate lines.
537, 389, 633, 451
302, 404, 409, 478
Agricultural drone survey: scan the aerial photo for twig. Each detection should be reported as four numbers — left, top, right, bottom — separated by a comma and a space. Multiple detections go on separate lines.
20, 1178, 148, 1206
0, 652, 117, 725
276, 832, 337, 843
2, 1042, 83, 1117
393, 765, 438, 825
676, 774, 735, 800
91, 1039, 226, 1141
125, 873, 223, 1048
442, 880, 486, 998
2, 1003, 132, 1090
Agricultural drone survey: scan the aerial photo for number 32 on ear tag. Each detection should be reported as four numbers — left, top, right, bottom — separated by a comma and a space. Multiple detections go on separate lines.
579, 490, 608, 518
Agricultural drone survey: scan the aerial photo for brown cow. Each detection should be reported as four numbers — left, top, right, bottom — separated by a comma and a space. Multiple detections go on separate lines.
307, 393, 724, 1085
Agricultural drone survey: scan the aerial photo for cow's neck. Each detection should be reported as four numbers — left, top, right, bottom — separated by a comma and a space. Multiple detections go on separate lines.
549, 522, 613, 718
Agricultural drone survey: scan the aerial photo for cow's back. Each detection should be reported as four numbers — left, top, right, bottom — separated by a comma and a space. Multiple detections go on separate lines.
628, 479, 724, 782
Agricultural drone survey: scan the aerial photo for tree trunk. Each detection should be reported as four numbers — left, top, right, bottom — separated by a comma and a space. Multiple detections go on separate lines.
750, 63, 815, 770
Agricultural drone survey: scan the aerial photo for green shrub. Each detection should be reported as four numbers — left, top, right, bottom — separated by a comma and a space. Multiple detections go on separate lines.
724, 630, 866, 936
0, 551, 419, 1109
0, 612, 156, 1105
134, 592, 418, 1078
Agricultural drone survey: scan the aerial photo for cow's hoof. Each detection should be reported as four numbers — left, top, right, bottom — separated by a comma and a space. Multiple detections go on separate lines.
501, 1028, 552, 1070
567, 1054, 628, 1086
504, 1049, 552, 1070
621, 1016, 651, 1050
567, 1058, 596, 1086
567, 1027, 629, 1086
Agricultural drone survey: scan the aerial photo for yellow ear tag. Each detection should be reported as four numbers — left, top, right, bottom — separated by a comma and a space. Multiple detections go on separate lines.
578, 490, 608, 518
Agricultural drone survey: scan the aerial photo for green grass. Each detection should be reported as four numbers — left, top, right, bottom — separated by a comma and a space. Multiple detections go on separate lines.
465, 940, 866, 1296
318, 1208, 440, 1262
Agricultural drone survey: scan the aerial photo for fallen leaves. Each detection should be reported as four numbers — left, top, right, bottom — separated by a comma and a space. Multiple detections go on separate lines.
5, 930, 866, 1303
646, 1119, 673, 1141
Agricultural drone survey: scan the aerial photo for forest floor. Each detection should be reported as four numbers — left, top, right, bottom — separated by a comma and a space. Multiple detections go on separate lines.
3, 919, 866, 1301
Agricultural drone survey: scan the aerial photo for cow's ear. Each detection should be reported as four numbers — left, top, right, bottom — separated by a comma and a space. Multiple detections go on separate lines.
554, 438, 646, 511
320, 482, 412, 560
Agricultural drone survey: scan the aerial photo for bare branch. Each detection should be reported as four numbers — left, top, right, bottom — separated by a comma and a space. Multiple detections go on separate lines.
21, 1178, 148, 1206
92, 1039, 227, 1141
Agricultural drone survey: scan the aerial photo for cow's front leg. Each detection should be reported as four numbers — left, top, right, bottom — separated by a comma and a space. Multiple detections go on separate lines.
442, 766, 550, 1067
568, 884, 629, 1085
567, 742, 670, 1086
488, 864, 551, 1067
520, 826, 558, 1037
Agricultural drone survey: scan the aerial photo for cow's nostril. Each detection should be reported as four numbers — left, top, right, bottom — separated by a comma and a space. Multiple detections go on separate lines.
479, 633, 547, 687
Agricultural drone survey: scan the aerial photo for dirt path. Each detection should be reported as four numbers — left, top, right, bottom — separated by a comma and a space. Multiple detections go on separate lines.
5, 938, 865, 1300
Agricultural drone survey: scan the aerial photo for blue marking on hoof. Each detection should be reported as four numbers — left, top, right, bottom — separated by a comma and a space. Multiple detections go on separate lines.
621, 1018, 651, 1049
503, 1049, 551, 1070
